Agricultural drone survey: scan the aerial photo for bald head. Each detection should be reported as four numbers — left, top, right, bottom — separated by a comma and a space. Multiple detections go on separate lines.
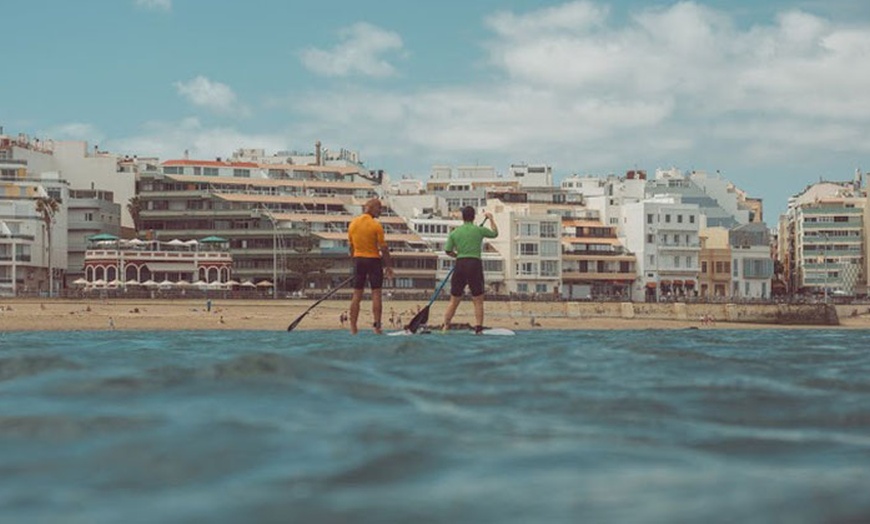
364, 198, 383, 217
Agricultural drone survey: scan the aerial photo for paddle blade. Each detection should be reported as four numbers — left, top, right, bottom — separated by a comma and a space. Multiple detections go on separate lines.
405, 306, 429, 333
286, 313, 306, 331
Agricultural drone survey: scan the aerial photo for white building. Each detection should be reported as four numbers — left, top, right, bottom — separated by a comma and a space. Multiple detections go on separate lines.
622, 195, 701, 301
729, 223, 774, 299
0, 163, 69, 297
489, 199, 562, 296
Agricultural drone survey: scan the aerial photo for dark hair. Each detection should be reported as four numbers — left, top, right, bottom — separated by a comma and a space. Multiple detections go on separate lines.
461, 206, 475, 222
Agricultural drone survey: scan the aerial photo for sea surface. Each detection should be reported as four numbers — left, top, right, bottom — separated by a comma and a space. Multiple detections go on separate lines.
1, 329, 869, 524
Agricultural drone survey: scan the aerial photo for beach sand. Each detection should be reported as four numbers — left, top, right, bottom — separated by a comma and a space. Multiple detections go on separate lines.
2, 298, 869, 332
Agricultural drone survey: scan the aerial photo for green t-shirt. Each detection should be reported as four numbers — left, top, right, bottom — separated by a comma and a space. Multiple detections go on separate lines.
444, 222, 498, 259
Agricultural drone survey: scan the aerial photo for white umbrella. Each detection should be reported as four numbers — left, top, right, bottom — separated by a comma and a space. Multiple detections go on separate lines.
167, 239, 185, 246
72, 277, 89, 286
240, 280, 256, 288
93, 279, 107, 287
142, 279, 158, 287
176, 279, 191, 287
256, 280, 274, 287
158, 279, 174, 287
128, 238, 146, 245
125, 278, 141, 286
107, 279, 122, 287
226, 279, 240, 286
207, 280, 225, 288
192, 279, 208, 287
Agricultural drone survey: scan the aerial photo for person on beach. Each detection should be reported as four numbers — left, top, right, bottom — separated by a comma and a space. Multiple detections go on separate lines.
348, 198, 393, 334
441, 206, 498, 334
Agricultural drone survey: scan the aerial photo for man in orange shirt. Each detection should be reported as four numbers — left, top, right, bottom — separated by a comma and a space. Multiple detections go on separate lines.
347, 198, 393, 334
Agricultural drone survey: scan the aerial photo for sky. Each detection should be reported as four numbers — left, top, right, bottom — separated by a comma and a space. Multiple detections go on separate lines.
3, 0, 870, 218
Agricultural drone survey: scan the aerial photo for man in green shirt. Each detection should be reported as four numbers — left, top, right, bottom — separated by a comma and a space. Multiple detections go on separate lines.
442, 206, 498, 333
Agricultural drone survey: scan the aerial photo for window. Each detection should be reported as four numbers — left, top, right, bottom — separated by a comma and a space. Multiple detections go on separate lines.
677, 215, 683, 223
686, 256, 692, 268
84, 212, 93, 221
517, 283, 528, 293
519, 243, 538, 256
233, 169, 250, 178
203, 167, 219, 176
540, 241, 559, 256
519, 223, 539, 237
541, 260, 559, 277
701, 261, 708, 274
540, 222, 558, 238
665, 214, 671, 223
517, 262, 537, 276
649, 255, 655, 265
536, 283, 548, 293
689, 215, 695, 224
674, 256, 680, 268
733, 260, 739, 277
647, 213, 653, 224
745, 282, 750, 295
647, 234, 654, 244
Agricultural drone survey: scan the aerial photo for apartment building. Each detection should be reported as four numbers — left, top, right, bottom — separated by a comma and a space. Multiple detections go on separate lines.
488, 199, 562, 296
137, 161, 437, 294
730, 223, 774, 299
698, 227, 732, 298
0, 161, 69, 297
560, 218, 636, 300
779, 177, 867, 296
66, 189, 122, 285
623, 196, 701, 301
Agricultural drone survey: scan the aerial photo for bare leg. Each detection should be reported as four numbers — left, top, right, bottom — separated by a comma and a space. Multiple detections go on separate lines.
350, 289, 363, 335
372, 288, 383, 334
442, 295, 462, 330
472, 294, 484, 328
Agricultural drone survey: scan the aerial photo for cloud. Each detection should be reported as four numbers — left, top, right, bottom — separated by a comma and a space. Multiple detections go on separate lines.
299, 22, 405, 77
134, 0, 171, 12
106, 118, 287, 160
40, 123, 105, 145
174, 76, 248, 116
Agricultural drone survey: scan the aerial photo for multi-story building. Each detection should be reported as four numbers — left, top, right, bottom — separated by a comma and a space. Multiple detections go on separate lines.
698, 227, 732, 298
623, 196, 701, 301
560, 217, 636, 300
488, 199, 562, 296
780, 176, 867, 296
137, 160, 437, 294
730, 223, 774, 299
0, 161, 69, 297
66, 189, 122, 286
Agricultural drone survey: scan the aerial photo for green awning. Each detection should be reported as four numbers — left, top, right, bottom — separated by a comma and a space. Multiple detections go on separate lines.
88, 233, 120, 241
200, 236, 228, 243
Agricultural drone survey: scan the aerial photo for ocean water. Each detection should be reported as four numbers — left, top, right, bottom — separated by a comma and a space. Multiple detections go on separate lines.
1, 329, 869, 524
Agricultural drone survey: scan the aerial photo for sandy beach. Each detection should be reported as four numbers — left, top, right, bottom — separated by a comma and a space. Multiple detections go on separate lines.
2, 298, 869, 332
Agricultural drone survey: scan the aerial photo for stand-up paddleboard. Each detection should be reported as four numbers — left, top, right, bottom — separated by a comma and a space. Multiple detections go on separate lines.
388, 327, 516, 336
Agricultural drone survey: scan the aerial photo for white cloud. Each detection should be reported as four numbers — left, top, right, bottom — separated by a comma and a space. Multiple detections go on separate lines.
107, 118, 286, 160
271, 1, 870, 211
134, 0, 171, 12
174, 76, 248, 116
299, 22, 404, 77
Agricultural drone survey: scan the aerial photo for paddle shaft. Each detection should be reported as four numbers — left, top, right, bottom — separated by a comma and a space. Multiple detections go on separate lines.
287, 274, 354, 331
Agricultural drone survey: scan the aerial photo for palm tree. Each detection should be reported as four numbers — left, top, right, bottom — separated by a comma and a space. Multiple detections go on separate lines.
35, 196, 60, 297
127, 196, 142, 234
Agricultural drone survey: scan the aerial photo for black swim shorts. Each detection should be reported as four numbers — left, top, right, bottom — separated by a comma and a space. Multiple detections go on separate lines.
353, 257, 384, 290
450, 258, 484, 297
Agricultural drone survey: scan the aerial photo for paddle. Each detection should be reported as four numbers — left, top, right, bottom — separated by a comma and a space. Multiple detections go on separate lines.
405, 216, 489, 333
287, 275, 354, 331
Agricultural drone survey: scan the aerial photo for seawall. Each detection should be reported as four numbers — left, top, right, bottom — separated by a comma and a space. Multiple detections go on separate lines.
507, 301, 839, 326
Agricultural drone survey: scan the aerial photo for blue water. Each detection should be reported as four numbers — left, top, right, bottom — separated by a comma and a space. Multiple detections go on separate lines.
1, 329, 869, 524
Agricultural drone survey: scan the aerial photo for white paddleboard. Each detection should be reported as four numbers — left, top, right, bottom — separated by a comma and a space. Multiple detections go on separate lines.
387, 327, 516, 336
